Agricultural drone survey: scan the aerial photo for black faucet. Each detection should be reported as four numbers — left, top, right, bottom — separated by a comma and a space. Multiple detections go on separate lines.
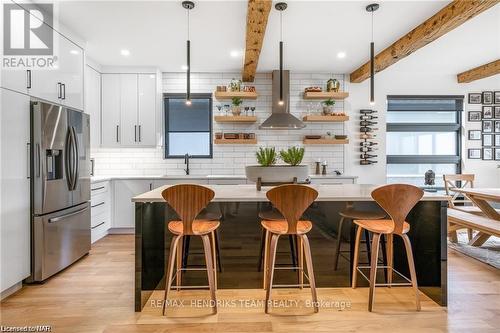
184, 153, 190, 175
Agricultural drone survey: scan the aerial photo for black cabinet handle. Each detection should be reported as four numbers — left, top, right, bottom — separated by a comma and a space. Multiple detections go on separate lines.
139, 125, 141, 142
91, 221, 106, 229
91, 202, 105, 208
116, 125, 119, 142
134, 125, 137, 142
91, 186, 105, 191
26, 70, 32, 89
62, 84, 66, 100
57, 82, 62, 99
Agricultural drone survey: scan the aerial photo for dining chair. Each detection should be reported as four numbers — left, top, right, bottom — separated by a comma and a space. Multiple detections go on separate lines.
443, 174, 476, 241
161, 184, 219, 315
262, 184, 319, 313
352, 184, 423, 312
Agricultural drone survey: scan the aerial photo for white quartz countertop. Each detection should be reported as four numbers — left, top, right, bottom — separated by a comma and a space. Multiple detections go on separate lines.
132, 184, 449, 202
91, 174, 358, 183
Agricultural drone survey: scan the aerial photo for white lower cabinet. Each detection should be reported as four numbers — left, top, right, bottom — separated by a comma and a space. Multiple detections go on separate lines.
112, 179, 153, 229
90, 181, 111, 243
0, 88, 31, 293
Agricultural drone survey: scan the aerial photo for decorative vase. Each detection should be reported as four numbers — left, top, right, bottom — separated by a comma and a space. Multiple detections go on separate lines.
231, 106, 241, 116
322, 106, 333, 115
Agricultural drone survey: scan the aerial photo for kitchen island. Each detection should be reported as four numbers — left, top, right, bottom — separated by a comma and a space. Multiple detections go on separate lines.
132, 184, 449, 311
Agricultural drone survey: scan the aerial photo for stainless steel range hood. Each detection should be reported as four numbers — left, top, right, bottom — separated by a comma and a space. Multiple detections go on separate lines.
259, 70, 305, 130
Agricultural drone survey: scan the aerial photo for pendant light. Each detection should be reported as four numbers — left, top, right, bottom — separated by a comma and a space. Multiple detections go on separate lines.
366, 3, 379, 106
276, 2, 287, 106
182, 1, 194, 105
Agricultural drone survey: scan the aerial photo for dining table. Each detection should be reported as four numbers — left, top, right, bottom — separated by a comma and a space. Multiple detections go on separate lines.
452, 188, 500, 246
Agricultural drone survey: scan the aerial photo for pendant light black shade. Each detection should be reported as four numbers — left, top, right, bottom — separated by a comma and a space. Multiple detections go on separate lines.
276, 2, 287, 106
182, 1, 194, 105
366, 3, 379, 105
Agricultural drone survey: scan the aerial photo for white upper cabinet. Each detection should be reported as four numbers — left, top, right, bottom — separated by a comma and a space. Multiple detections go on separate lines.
85, 65, 101, 148
138, 74, 157, 146
120, 74, 139, 146
101, 74, 121, 147
0, 2, 84, 110
101, 73, 157, 148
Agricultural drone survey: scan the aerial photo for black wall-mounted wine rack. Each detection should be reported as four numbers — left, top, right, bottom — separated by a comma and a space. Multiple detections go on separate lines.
360, 109, 378, 165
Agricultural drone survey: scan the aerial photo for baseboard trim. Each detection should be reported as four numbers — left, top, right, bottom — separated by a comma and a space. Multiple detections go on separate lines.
108, 227, 135, 234
1, 282, 23, 301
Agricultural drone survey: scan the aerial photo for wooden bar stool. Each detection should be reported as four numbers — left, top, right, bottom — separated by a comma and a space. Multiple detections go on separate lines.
333, 202, 387, 271
161, 184, 218, 315
352, 184, 423, 312
262, 184, 319, 313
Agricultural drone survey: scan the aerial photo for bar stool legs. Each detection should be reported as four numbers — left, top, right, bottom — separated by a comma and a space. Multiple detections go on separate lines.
401, 234, 420, 311
368, 233, 381, 312
301, 234, 318, 313
351, 226, 363, 289
264, 233, 280, 313
201, 234, 217, 314
163, 235, 181, 315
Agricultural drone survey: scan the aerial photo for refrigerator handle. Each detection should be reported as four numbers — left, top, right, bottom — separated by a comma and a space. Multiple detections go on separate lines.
36, 143, 41, 178
26, 143, 30, 179
48, 206, 89, 223
65, 129, 74, 190
71, 126, 79, 190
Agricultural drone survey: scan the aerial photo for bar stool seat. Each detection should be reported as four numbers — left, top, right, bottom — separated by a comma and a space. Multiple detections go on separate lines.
340, 208, 386, 220
354, 219, 410, 234
168, 220, 220, 235
261, 220, 312, 235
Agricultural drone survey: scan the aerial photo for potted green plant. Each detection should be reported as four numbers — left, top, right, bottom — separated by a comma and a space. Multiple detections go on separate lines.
280, 146, 305, 166
231, 97, 243, 116
245, 146, 309, 185
322, 98, 335, 115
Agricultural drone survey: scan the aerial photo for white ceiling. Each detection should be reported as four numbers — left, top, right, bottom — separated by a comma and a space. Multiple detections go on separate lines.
57, 1, 499, 75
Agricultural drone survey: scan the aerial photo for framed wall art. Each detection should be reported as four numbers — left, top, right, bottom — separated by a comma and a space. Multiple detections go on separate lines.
468, 111, 481, 122
495, 106, 500, 119
482, 148, 493, 160
482, 106, 493, 119
495, 148, 500, 161
468, 130, 481, 140
483, 120, 493, 133
468, 93, 482, 104
495, 120, 500, 133
494, 91, 500, 104
495, 134, 500, 147
468, 149, 481, 159
482, 91, 493, 104
482, 134, 493, 146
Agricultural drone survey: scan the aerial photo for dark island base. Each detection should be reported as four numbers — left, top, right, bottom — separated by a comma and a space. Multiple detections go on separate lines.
135, 201, 447, 311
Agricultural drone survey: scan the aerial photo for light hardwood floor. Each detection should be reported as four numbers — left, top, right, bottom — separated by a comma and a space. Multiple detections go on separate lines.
0, 235, 498, 333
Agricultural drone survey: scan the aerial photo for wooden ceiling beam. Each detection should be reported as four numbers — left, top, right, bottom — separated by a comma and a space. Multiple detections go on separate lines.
457, 59, 500, 83
242, 0, 272, 82
350, 0, 500, 83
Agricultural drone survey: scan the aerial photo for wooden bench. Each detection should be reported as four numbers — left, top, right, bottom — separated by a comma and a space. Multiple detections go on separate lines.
448, 208, 500, 246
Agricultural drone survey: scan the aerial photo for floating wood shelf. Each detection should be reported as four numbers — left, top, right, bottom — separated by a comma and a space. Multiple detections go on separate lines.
303, 115, 349, 122
214, 115, 257, 123
214, 138, 257, 144
214, 91, 258, 100
303, 91, 349, 100
303, 138, 349, 145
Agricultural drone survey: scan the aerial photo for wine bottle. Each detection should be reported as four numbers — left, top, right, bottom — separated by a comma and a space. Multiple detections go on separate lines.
360, 147, 378, 152
361, 154, 378, 159
360, 115, 378, 120
360, 120, 378, 126
360, 133, 376, 139
360, 160, 378, 165
360, 109, 377, 114
360, 141, 378, 146
360, 127, 378, 132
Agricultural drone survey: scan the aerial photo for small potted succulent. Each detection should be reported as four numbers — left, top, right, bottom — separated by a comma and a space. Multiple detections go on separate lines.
231, 97, 243, 116
322, 98, 335, 115
245, 146, 309, 185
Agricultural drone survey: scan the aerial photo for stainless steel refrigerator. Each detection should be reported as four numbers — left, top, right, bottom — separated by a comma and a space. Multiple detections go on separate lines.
30, 100, 91, 282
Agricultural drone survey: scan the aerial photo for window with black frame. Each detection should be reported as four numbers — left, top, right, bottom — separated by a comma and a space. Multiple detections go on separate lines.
164, 93, 213, 158
386, 95, 463, 188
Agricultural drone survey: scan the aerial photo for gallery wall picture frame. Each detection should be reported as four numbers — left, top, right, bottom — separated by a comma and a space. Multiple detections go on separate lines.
482, 106, 493, 119
468, 111, 481, 122
468, 148, 481, 159
495, 148, 500, 161
483, 120, 493, 133
468, 93, 482, 104
482, 91, 493, 104
495, 106, 500, 119
468, 130, 481, 140
495, 134, 500, 147
482, 148, 493, 160
495, 120, 500, 133
483, 134, 493, 146
494, 91, 500, 104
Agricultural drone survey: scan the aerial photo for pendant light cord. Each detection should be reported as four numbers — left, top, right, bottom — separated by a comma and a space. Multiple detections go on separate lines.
280, 10, 283, 41
187, 8, 190, 41
371, 10, 374, 43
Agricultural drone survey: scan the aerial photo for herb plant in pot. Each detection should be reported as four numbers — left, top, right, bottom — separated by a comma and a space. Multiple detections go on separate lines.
231, 97, 243, 116
322, 98, 335, 115
245, 147, 309, 188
